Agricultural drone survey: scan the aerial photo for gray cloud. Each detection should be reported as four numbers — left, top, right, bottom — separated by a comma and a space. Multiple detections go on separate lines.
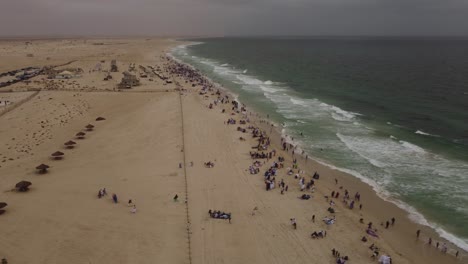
0, 0, 467, 36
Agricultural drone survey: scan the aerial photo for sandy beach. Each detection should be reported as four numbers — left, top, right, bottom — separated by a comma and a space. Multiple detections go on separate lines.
0, 38, 465, 264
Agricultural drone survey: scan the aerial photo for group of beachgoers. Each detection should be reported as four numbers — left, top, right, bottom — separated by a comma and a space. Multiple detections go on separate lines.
164, 57, 212, 89
208, 209, 232, 223
420, 229, 459, 257
97, 188, 136, 213
162, 56, 465, 263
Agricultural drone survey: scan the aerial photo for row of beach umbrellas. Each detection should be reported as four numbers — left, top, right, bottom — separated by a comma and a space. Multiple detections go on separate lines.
1, 117, 106, 216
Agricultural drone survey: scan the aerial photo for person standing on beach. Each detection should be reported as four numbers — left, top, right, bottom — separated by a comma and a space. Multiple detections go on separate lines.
385, 221, 390, 229
441, 243, 447, 253
428, 238, 432, 245
416, 229, 421, 238
312, 215, 315, 223
391, 217, 395, 225
290, 218, 297, 229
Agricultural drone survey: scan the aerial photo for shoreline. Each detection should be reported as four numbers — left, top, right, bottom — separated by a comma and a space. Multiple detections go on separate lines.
170, 40, 467, 261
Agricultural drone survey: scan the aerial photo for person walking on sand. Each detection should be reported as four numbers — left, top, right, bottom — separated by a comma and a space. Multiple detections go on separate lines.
312, 215, 315, 223
173, 194, 178, 202
416, 229, 420, 238
391, 217, 395, 226
112, 193, 118, 203
290, 218, 297, 229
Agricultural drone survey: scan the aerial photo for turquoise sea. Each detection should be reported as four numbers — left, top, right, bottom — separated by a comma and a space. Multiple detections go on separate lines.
171, 37, 468, 251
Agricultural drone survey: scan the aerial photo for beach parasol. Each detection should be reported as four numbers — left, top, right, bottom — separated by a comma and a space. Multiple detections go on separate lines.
76, 131, 86, 139
85, 124, 94, 131
51, 151, 64, 160
36, 163, 50, 173
15, 181, 32, 192
96, 117, 106, 121
64, 140, 76, 149
0, 202, 7, 209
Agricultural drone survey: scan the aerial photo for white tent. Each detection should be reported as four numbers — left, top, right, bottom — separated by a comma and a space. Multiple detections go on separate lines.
378, 255, 391, 264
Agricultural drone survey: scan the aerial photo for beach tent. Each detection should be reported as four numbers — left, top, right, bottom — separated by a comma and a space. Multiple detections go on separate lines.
378, 255, 391, 264
64, 140, 76, 149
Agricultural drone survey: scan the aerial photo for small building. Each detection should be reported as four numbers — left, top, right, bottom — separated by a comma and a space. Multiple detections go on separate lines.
118, 72, 140, 89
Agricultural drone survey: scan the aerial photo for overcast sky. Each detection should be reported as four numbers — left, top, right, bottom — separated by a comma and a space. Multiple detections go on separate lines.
0, 0, 467, 36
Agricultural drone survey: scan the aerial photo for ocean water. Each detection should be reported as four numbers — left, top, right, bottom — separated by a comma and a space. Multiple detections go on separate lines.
171, 38, 468, 250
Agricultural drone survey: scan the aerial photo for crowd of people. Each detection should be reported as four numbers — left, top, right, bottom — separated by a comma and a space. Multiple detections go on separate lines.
162, 55, 464, 263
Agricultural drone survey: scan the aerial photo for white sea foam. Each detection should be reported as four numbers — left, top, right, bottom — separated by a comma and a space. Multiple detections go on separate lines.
243, 69, 248, 74
264, 80, 274, 85
220, 63, 229, 66
415, 130, 439, 137
399, 140, 427, 154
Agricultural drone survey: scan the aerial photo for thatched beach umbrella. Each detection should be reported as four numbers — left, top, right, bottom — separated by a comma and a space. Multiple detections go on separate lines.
36, 163, 50, 174
64, 140, 76, 149
85, 124, 94, 131
51, 151, 64, 160
15, 181, 32, 192
76, 131, 86, 139
96, 117, 106, 121
0, 202, 7, 209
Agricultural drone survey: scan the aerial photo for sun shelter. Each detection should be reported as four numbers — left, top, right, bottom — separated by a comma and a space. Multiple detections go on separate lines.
64, 140, 76, 149
15, 181, 32, 192
36, 164, 50, 174
0, 202, 7, 215
85, 124, 94, 131
51, 151, 64, 160
96, 117, 106, 121
76, 131, 86, 139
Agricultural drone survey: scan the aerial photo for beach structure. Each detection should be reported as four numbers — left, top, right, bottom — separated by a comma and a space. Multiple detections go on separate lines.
110, 60, 118, 72
51, 151, 65, 160
96, 116, 106, 121
85, 124, 94, 131
35, 164, 50, 174
0, 202, 7, 215
76, 132, 86, 139
118, 71, 140, 89
15, 181, 32, 192
64, 140, 76, 149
